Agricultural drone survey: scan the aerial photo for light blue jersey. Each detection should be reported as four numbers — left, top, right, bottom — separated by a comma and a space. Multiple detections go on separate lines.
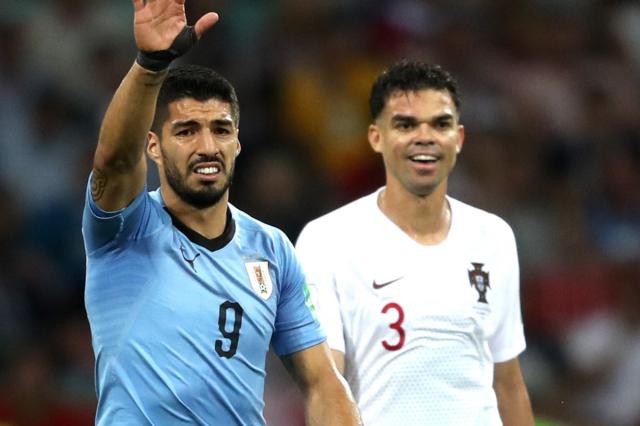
82, 183, 325, 426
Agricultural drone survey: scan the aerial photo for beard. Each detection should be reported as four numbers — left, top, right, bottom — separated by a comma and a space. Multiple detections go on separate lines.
163, 156, 234, 209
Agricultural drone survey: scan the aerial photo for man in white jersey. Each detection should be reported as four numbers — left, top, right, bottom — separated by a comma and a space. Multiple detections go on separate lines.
296, 60, 534, 426
82, 0, 361, 424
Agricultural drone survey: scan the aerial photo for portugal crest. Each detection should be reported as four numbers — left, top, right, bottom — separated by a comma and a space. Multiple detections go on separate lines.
468, 262, 490, 304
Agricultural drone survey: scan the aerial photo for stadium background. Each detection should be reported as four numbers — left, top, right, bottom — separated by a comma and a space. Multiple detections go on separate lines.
0, 0, 639, 425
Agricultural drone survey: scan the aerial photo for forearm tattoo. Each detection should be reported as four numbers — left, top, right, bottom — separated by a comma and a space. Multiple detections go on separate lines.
91, 168, 107, 201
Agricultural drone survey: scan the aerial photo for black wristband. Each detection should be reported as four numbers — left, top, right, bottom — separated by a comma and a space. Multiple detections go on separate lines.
136, 25, 197, 72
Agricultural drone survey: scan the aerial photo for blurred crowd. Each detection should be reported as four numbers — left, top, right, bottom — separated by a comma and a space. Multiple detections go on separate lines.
0, 0, 639, 425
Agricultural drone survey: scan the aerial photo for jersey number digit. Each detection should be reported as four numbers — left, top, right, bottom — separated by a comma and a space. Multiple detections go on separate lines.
381, 302, 405, 351
215, 301, 244, 358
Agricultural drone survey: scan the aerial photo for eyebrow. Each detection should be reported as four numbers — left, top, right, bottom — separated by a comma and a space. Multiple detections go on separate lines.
211, 118, 234, 127
171, 119, 199, 129
171, 118, 235, 128
391, 114, 417, 124
434, 113, 455, 121
391, 113, 455, 124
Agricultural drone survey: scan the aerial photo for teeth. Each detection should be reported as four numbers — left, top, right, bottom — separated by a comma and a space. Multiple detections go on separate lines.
196, 166, 220, 174
411, 154, 437, 161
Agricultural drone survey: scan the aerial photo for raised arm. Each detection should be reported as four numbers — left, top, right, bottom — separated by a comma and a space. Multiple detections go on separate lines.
91, 0, 218, 211
281, 343, 361, 426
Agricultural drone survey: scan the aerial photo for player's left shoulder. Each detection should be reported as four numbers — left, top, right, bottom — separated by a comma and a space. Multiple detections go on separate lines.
229, 204, 293, 251
449, 196, 515, 241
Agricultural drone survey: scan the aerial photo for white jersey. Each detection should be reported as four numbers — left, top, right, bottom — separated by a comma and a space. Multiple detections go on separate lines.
296, 189, 526, 426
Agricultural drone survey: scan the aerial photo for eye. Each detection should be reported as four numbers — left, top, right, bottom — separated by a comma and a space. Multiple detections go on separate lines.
213, 126, 234, 136
436, 119, 453, 129
394, 121, 415, 130
176, 128, 195, 137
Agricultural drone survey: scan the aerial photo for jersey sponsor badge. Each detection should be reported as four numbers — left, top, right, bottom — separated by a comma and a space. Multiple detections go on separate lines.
245, 261, 273, 300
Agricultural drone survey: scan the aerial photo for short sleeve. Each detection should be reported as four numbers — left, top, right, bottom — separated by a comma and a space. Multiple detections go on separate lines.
295, 221, 346, 354
488, 224, 527, 362
81, 173, 162, 254
270, 231, 326, 356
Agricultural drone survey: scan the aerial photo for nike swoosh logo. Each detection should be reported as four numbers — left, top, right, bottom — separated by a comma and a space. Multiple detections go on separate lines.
372, 277, 404, 289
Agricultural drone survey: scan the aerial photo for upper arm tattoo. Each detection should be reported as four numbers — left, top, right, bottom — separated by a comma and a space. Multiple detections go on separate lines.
91, 168, 107, 201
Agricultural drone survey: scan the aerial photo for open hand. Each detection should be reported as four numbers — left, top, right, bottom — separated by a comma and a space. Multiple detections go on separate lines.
132, 0, 219, 52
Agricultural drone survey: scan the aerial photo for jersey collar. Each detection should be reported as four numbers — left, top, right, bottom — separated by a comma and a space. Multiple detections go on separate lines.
165, 207, 236, 251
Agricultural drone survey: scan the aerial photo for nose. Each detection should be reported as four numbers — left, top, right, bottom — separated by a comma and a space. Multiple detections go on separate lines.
197, 129, 220, 155
413, 123, 436, 144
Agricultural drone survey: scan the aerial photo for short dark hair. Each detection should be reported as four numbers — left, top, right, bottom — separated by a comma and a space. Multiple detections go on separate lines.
369, 60, 460, 120
151, 64, 240, 133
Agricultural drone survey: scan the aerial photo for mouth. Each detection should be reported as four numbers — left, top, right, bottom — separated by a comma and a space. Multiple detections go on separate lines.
408, 154, 439, 164
194, 165, 221, 175
192, 162, 223, 181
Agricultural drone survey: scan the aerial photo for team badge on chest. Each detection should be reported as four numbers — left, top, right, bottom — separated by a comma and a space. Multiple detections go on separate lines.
245, 261, 273, 300
468, 262, 490, 304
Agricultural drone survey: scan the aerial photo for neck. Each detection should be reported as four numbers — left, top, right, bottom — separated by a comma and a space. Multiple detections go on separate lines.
378, 182, 451, 246
161, 187, 229, 239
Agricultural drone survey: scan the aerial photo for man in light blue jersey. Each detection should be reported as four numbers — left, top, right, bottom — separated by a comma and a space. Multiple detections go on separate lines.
81, 1, 361, 424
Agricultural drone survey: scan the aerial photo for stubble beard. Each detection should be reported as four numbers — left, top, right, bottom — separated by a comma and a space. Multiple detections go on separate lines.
405, 157, 456, 198
164, 158, 234, 209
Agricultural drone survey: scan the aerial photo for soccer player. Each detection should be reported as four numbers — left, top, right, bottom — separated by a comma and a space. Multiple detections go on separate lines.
296, 60, 534, 425
82, 1, 360, 424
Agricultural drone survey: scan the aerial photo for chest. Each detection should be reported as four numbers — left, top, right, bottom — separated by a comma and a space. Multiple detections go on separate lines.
127, 232, 281, 357
334, 241, 506, 342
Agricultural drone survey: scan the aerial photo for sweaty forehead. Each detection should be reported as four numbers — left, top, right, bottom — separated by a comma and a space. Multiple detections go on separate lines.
168, 97, 234, 122
384, 89, 456, 116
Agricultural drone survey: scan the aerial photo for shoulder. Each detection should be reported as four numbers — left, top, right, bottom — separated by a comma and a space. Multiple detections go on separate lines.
83, 186, 170, 240
299, 190, 379, 241
84, 181, 156, 218
230, 204, 292, 247
449, 196, 515, 242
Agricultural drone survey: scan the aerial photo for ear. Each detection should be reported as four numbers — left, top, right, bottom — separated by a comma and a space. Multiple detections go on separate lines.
235, 141, 241, 157
368, 123, 383, 154
146, 131, 162, 165
455, 124, 465, 154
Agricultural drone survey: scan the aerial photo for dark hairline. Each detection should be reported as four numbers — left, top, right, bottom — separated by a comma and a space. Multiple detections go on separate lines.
369, 60, 461, 121
377, 89, 460, 122
151, 95, 239, 135
150, 65, 240, 134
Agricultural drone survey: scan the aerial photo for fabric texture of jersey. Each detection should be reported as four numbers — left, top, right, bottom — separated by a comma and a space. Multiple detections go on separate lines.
295, 188, 526, 426
82, 181, 325, 426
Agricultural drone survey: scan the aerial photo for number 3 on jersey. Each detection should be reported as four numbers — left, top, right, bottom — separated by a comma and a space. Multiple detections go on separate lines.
381, 302, 405, 351
215, 301, 244, 358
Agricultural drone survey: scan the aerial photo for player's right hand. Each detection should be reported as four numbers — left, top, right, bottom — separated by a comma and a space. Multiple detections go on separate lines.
132, 0, 219, 52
